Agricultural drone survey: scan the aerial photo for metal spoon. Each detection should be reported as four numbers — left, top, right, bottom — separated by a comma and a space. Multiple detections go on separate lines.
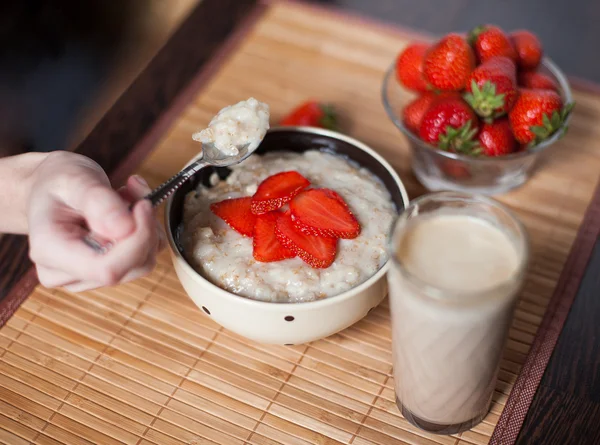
83, 140, 254, 254
146, 140, 253, 207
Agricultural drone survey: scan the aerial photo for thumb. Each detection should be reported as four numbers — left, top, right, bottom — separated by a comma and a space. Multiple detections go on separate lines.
123, 175, 166, 252
124, 175, 152, 202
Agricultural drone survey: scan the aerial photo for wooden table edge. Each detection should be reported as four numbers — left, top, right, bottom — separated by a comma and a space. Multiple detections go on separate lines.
1, 1, 599, 443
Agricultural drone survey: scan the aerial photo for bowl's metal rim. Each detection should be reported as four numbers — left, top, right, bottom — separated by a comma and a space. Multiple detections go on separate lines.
164, 126, 410, 309
381, 56, 575, 162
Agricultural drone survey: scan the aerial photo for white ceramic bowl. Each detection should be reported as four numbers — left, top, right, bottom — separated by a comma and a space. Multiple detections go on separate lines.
165, 127, 409, 345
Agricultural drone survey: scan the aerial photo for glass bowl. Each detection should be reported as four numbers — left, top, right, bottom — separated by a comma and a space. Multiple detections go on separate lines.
381, 57, 573, 195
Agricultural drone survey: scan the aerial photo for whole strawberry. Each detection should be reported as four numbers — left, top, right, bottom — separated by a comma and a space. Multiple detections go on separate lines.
280, 101, 338, 130
423, 34, 475, 91
510, 30, 543, 70
396, 42, 430, 92
419, 95, 479, 153
468, 25, 517, 63
402, 92, 439, 134
518, 71, 558, 92
478, 119, 517, 156
464, 56, 518, 120
508, 89, 574, 145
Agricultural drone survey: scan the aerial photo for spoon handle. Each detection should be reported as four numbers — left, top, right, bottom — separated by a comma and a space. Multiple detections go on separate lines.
146, 159, 208, 207
83, 159, 208, 254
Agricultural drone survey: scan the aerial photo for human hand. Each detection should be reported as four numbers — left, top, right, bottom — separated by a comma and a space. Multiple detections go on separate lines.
27, 152, 165, 292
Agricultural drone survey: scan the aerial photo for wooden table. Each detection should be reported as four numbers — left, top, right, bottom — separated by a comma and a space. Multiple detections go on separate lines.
1, 1, 599, 444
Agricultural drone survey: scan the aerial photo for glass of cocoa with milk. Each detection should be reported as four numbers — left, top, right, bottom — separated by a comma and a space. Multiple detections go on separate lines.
387, 191, 529, 434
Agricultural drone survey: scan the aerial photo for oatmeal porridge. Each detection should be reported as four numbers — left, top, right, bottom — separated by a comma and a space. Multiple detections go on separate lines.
182, 150, 397, 303
192, 98, 270, 156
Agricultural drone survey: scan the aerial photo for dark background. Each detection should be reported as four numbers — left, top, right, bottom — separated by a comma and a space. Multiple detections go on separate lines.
2, 0, 599, 155
0, 0, 136, 154
311, 0, 599, 82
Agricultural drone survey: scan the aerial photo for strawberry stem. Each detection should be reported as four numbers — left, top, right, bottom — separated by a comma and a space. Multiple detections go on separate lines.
319, 104, 338, 131
528, 102, 575, 146
463, 80, 506, 119
467, 25, 486, 46
438, 120, 481, 155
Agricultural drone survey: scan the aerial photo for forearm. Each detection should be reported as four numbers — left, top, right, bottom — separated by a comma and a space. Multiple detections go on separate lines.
0, 152, 50, 234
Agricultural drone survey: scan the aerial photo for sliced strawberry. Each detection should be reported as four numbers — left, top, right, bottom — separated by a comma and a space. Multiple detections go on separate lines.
275, 212, 337, 269
289, 189, 360, 239
210, 197, 257, 237
253, 212, 295, 262
251, 171, 310, 215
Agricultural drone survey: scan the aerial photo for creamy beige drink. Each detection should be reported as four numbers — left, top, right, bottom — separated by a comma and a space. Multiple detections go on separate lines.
388, 193, 528, 434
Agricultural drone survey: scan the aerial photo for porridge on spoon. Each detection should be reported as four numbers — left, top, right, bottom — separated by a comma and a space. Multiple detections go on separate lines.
192, 97, 270, 157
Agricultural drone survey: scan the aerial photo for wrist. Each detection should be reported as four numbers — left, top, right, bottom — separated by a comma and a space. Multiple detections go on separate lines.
0, 151, 50, 234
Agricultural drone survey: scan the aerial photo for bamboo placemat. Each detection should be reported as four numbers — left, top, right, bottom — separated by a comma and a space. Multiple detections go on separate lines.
2, 2, 600, 444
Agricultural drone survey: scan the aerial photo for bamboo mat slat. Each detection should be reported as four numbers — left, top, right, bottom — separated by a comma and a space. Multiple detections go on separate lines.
2, 2, 600, 444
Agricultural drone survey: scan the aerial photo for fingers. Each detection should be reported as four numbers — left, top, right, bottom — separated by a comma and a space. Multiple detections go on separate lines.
37, 246, 157, 292
29, 210, 105, 280
36, 265, 76, 289
29, 164, 163, 291
63, 281, 105, 293
60, 172, 135, 241
118, 243, 158, 284
127, 175, 151, 200
123, 175, 167, 252
31, 152, 136, 240
118, 175, 151, 203
79, 184, 135, 240
61, 254, 155, 292
81, 206, 158, 290
96, 200, 158, 284
30, 196, 158, 289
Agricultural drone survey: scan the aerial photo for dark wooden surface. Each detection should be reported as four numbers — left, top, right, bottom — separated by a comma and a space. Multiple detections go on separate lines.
0, 0, 599, 443
517, 239, 600, 445
0, 0, 259, 300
